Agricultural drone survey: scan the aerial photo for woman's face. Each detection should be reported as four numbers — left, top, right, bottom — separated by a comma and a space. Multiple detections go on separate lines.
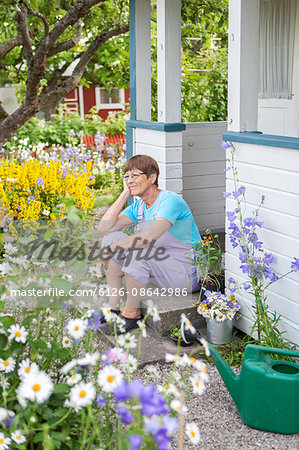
124, 167, 155, 196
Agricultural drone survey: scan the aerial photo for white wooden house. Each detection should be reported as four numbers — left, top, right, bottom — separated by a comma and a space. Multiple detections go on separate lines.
128, 0, 299, 346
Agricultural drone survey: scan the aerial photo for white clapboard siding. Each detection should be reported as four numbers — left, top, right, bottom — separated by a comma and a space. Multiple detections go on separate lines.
182, 122, 227, 233
225, 142, 299, 346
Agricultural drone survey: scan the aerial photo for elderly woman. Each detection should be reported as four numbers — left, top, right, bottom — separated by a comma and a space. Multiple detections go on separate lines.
98, 154, 201, 334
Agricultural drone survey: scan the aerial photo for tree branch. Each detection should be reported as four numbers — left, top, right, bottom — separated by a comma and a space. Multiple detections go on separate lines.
0, 28, 39, 58
39, 23, 129, 109
25, 3, 49, 35
48, 21, 82, 57
16, 3, 33, 66
0, 102, 9, 122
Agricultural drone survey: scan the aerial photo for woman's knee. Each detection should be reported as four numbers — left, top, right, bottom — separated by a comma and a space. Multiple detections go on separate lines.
101, 231, 126, 249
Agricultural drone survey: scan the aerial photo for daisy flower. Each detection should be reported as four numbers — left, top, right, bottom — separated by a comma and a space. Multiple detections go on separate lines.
67, 318, 87, 340
185, 422, 201, 445
18, 359, 39, 378
77, 352, 100, 367
62, 337, 72, 348
137, 320, 147, 337
97, 366, 123, 393
190, 375, 206, 395
165, 353, 181, 364
200, 337, 211, 357
60, 359, 78, 375
146, 301, 160, 322
118, 333, 137, 350
18, 371, 54, 404
145, 365, 159, 378
123, 354, 138, 373
0, 376, 9, 390
11, 430, 26, 445
0, 432, 11, 449
66, 373, 82, 386
180, 313, 196, 334
101, 307, 117, 323
170, 399, 187, 414
0, 357, 16, 373
69, 381, 96, 410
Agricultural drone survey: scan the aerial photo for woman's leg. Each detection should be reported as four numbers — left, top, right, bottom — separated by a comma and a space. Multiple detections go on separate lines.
104, 258, 124, 310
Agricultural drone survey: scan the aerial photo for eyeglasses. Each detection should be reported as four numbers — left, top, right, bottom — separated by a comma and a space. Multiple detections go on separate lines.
123, 172, 145, 180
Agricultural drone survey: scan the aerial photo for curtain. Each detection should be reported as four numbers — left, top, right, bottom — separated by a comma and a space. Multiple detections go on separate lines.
259, 0, 297, 99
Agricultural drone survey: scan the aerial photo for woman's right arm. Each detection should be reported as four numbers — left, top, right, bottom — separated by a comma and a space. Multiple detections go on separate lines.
97, 181, 134, 234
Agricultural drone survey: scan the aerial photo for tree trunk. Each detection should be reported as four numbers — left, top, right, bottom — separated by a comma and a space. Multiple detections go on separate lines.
44, 100, 59, 121
0, 103, 37, 148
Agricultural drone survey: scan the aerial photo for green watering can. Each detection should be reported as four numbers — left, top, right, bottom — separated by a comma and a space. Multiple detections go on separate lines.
181, 323, 299, 434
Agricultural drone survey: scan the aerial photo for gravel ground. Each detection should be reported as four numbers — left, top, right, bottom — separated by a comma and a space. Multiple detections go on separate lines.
138, 363, 299, 450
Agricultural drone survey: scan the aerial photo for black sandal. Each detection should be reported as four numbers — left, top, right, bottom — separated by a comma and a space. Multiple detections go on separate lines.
100, 314, 141, 335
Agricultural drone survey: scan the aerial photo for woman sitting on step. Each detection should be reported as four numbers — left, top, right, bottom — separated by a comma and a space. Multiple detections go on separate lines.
98, 154, 201, 334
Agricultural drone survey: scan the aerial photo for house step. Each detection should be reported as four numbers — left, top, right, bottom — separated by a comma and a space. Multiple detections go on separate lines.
140, 289, 205, 336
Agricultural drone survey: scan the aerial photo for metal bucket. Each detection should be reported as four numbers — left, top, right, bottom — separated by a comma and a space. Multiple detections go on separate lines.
206, 318, 233, 345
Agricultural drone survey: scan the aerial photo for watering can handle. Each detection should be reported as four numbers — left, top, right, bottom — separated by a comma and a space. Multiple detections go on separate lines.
246, 344, 299, 359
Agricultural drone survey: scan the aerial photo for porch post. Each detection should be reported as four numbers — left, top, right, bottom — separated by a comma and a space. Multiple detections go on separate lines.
228, 0, 260, 132
157, 0, 181, 122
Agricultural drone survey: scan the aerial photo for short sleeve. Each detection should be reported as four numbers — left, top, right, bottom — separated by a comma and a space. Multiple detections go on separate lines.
155, 194, 186, 224
120, 201, 139, 224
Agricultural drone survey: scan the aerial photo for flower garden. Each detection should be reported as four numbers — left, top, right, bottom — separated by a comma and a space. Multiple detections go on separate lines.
0, 113, 299, 449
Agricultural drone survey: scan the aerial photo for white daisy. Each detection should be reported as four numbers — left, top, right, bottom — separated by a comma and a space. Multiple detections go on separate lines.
77, 352, 100, 367
97, 366, 123, 393
0, 357, 16, 373
180, 313, 196, 334
67, 318, 87, 340
7, 324, 28, 344
145, 365, 159, 378
165, 353, 181, 364
4, 243, 17, 255
18, 370, 54, 404
170, 399, 187, 414
18, 359, 39, 378
16, 386, 27, 408
101, 307, 116, 323
60, 359, 78, 375
190, 375, 206, 395
137, 320, 147, 337
69, 381, 96, 410
123, 354, 138, 373
0, 432, 11, 449
146, 301, 160, 322
66, 373, 82, 386
185, 422, 201, 445
62, 336, 72, 348
0, 375, 9, 390
11, 430, 26, 445
157, 384, 180, 398
118, 333, 137, 350
200, 337, 211, 357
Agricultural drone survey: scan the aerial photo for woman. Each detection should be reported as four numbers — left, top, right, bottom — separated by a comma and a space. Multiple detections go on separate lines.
98, 154, 201, 334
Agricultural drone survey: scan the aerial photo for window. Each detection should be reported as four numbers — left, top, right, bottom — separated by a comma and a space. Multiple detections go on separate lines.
95, 87, 125, 110
259, 0, 297, 99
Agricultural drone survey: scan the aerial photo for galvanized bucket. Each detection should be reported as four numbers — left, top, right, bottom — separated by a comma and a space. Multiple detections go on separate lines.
206, 318, 233, 345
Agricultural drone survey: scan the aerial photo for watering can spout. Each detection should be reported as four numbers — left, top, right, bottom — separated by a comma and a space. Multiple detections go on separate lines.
181, 319, 241, 408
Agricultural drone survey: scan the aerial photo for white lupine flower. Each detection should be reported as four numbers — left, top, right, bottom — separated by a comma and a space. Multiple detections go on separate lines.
185, 422, 201, 445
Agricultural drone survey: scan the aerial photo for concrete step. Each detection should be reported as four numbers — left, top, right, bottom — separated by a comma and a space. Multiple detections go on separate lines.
98, 322, 207, 367
140, 288, 205, 336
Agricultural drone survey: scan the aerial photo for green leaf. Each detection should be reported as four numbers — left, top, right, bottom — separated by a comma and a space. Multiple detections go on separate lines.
0, 316, 14, 326
72, 260, 87, 275
0, 334, 8, 348
53, 383, 69, 394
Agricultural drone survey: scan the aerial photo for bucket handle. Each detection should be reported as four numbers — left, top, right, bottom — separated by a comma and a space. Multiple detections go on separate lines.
245, 344, 299, 359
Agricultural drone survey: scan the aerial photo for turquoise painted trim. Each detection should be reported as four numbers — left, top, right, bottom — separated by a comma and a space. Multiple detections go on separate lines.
129, 0, 136, 122
223, 131, 299, 150
127, 120, 186, 132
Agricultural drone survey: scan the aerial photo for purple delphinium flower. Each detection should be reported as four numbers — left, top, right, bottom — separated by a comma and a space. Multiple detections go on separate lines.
243, 283, 251, 290
229, 224, 242, 239
230, 235, 238, 248
221, 140, 233, 149
240, 264, 250, 275
127, 435, 143, 450
140, 386, 169, 417
291, 258, 299, 272
97, 395, 106, 407
87, 311, 102, 332
223, 191, 231, 198
228, 277, 235, 284
117, 406, 134, 425
263, 253, 274, 265
226, 211, 236, 222
70, 129, 75, 137
232, 186, 246, 198
162, 416, 178, 434
17, 204, 21, 211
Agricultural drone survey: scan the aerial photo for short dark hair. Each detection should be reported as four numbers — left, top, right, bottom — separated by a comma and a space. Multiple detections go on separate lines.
125, 154, 159, 186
